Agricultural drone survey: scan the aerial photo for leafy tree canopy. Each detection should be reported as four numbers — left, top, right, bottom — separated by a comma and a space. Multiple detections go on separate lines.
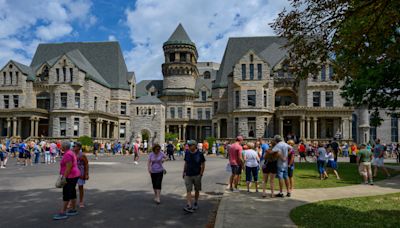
272, 0, 400, 126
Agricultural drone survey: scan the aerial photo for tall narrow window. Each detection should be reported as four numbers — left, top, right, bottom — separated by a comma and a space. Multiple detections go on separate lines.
15, 72, 19, 85
187, 108, 191, 119
391, 114, 398, 142
250, 54, 254, 62
56, 68, 60, 82
178, 107, 183, 118
60, 92, 67, 108
205, 108, 211, 120
214, 102, 218, 113
70, 68, 73, 82
9, 72, 12, 85
180, 53, 186, 62
106, 101, 109, 112
4, 95, 9, 109
169, 53, 175, 62
235, 118, 239, 137
247, 90, 256, 107
313, 91, 321, 107
75, 93, 80, 108
201, 91, 207, 101
63, 67, 66, 82
74, 118, 79, 136
120, 123, 126, 138
121, 102, 127, 115
249, 64, 254, 80
321, 65, 326, 81
370, 116, 377, 141
248, 117, 256, 138
3, 72, 6, 85
241, 64, 246, 80
13, 95, 18, 108
94, 97, 97, 110
235, 91, 240, 108
325, 91, 334, 107
170, 107, 175, 119
257, 64, 262, 79
263, 90, 267, 107
197, 108, 203, 120
60, 117, 67, 136
328, 65, 333, 80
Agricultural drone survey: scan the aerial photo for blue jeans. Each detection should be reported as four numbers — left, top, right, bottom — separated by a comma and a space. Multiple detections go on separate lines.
34, 152, 40, 164
44, 152, 51, 163
317, 160, 326, 174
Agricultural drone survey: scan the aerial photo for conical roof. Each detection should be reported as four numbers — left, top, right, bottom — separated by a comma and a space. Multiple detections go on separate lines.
163, 23, 195, 46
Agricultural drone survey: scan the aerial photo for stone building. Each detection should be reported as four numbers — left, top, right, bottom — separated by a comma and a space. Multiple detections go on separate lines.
0, 42, 135, 142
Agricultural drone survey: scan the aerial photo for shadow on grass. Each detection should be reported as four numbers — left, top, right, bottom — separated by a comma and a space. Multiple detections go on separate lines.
0, 188, 219, 228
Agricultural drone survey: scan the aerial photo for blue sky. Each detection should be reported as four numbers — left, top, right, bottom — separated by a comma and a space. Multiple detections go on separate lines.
0, 0, 290, 82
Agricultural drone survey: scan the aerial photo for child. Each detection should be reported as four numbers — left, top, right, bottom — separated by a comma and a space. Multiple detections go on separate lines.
287, 140, 296, 192
76, 143, 89, 208
326, 149, 340, 179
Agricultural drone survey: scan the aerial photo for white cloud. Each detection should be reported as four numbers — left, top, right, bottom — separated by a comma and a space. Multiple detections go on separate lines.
0, 0, 95, 66
124, 0, 290, 82
108, 35, 117, 41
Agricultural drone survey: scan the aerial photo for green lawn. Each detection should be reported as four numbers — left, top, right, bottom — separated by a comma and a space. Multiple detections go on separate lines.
240, 162, 400, 189
290, 192, 400, 227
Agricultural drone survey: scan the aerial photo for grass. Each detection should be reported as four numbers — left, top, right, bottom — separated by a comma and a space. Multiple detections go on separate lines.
290, 192, 400, 227
239, 162, 400, 189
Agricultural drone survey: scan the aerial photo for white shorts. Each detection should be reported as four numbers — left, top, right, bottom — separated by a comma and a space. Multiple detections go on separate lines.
372, 157, 384, 167
77, 178, 86, 186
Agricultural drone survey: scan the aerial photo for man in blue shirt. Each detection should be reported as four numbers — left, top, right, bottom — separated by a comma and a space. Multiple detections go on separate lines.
372, 139, 390, 177
182, 140, 205, 213
260, 139, 269, 164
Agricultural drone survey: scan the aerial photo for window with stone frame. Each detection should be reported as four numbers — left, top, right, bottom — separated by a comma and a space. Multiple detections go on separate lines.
13, 95, 18, 108
9, 72, 12, 84
235, 91, 240, 108
120, 123, 126, 138
241, 64, 246, 80
197, 108, 203, 120
249, 64, 254, 80
94, 97, 97, 110
325, 91, 334, 107
205, 108, 211, 120
264, 90, 267, 107
187, 108, 191, 119
70, 68, 73, 82
169, 53, 175, 62
170, 107, 175, 119
63, 67, 66, 82
328, 65, 334, 80
75, 93, 80, 108
247, 90, 256, 107
121, 102, 127, 115
257, 64, 262, 80
60, 93, 68, 108
248, 117, 256, 138
214, 102, 218, 113
370, 116, 377, 141
201, 91, 207, 101
204, 71, 211, 79
15, 72, 19, 85
321, 65, 326, 81
56, 68, 60, 82
313, 91, 321, 107
4, 95, 9, 108
106, 100, 109, 112
391, 114, 398, 142
180, 53, 186, 62
60, 117, 67, 136
3, 72, 6, 85
178, 107, 183, 118
74, 118, 79, 136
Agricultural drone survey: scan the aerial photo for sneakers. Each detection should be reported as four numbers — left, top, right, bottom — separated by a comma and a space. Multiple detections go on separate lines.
275, 193, 284, 198
134, 161, 139, 165
0, 166, 5, 169
286, 192, 291, 197
66, 210, 78, 216
79, 202, 85, 208
192, 202, 198, 210
183, 205, 194, 213
53, 213, 68, 220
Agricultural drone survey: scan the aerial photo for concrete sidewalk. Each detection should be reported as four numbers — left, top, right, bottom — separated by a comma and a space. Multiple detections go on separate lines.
214, 165, 400, 228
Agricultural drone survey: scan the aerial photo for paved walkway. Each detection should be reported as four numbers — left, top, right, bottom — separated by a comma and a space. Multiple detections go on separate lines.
215, 165, 400, 228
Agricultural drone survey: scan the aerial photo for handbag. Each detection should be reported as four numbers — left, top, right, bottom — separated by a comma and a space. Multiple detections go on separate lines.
55, 175, 67, 188
163, 168, 167, 175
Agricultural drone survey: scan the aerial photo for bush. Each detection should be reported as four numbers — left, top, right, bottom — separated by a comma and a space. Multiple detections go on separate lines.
206, 136, 216, 153
78, 135, 93, 147
165, 133, 178, 142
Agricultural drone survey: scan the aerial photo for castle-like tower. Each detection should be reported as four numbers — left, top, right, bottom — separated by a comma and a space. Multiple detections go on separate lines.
162, 24, 198, 98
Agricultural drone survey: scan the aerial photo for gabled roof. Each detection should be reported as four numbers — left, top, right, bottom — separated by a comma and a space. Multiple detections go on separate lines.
214, 36, 287, 88
163, 23, 195, 46
132, 95, 163, 104
31, 41, 130, 90
1, 60, 36, 81
136, 80, 163, 97
195, 77, 212, 92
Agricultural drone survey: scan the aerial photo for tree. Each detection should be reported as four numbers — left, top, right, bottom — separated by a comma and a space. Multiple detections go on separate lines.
272, 0, 400, 125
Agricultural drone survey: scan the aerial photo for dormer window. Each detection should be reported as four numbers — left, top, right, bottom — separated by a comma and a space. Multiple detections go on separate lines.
9, 64, 12, 69
204, 71, 211, 79
201, 91, 207, 101
250, 54, 254, 62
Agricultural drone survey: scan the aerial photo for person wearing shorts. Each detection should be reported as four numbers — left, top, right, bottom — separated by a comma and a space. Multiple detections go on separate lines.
373, 139, 390, 177
287, 140, 295, 192
0, 143, 6, 168
228, 136, 244, 192
262, 140, 278, 198
183, 140, 205, 213
273, 135, 291, 198
357, 144, 373, 185
74, 142, 89, 208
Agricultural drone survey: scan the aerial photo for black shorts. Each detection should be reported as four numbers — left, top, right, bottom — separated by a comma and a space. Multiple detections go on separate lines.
25, 152, 31, 159
231, 165, 241, 175
300, 153, 306, 158
63, 177, 79, 201
18, 152, 25, 159
0, 152, 4, 161
288, 167, 294, 178
263, 160, 277, 174
150, 172, 164, 190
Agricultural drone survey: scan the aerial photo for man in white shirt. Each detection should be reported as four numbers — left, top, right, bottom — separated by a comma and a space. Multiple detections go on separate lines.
273, 135, 291, 197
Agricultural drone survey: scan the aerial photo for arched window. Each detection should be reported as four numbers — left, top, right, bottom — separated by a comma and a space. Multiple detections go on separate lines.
204, 71, 211, 79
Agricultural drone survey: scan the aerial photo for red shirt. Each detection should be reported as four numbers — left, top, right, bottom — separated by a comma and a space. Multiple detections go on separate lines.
228, 143, 243, 166
298, 144, 306, 153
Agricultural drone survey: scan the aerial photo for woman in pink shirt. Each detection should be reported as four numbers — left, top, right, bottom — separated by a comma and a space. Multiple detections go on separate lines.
53, 141, 81, 220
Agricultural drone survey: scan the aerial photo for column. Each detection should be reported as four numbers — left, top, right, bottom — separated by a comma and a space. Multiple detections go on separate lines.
17, 119, 22, 137
30, 118, 35, 137
279, 117, 284, 137
99, 121, 103, 138
183, 124, 187, 141
348, 118, 352, 141
6, 118, 11, 137
96, 120, 101, 138
166, 125, 170, 133
178, 125, 182, 140
194, 126, 198, 141
300, 117, 305, 140
12, 117, 17, 137
35, 118, 39, 137
306, 117, 311, 139
313, 117, 318, 139
341, 118, 347, 140
217, 121, 220, 138
114, 122, 119, 139
106, 122, 111, 138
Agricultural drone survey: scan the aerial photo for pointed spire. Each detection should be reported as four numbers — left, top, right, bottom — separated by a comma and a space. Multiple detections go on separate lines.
164, 23, 195, 46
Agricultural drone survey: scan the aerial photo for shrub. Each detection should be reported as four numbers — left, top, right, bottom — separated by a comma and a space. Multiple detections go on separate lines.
165, 133, 178, 143
78, 135, 93, 147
